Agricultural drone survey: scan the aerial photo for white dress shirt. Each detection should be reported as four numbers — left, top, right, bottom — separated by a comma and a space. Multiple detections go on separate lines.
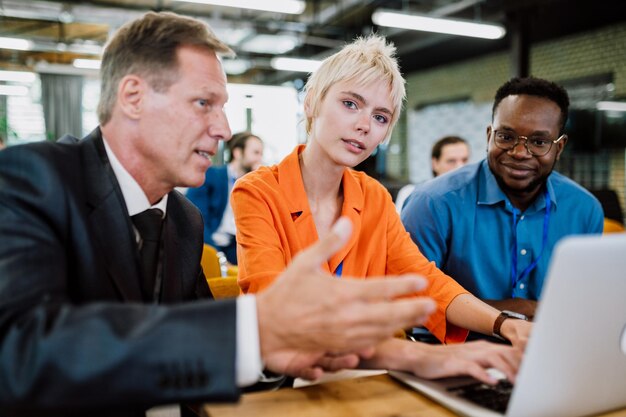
103, 138, 262, 387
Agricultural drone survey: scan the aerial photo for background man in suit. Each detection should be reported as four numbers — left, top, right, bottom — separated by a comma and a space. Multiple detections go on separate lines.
0, 12, 437, 416
402, 77, 603, 320
187, 132, 264, 264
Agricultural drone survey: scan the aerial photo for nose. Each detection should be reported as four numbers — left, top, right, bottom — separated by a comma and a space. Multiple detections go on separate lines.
509, 137, 532, 158
209, 109, 232, 142
355, 112, 370, 134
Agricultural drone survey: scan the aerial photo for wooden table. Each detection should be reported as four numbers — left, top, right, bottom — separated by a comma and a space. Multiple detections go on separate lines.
202, 373, 626, 417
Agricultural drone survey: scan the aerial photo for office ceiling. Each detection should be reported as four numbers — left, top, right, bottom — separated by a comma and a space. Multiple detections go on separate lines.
1, 0, 625, 85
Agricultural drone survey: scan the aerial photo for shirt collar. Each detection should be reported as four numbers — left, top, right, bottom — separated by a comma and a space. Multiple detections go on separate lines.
477, 158, 557, 212
103, 138, 168, 217
277, 144, 363, 215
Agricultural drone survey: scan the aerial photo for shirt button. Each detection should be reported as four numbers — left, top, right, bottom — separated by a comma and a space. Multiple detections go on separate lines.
520, 215, 525, 220
520, 249, 527, 255
519, 283, 525, 289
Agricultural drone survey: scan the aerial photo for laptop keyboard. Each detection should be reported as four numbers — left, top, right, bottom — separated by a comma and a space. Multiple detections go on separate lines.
447, 380, 513, 413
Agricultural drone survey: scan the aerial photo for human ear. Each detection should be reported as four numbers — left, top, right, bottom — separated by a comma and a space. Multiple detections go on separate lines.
486, 125, 493, 152
117, 75, 144, 120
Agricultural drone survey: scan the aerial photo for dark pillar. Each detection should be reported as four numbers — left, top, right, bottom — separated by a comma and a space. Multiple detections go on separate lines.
509, 10, 530, 78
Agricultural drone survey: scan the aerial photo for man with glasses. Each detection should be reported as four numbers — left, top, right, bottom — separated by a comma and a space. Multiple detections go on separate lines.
401, 77, 603, 321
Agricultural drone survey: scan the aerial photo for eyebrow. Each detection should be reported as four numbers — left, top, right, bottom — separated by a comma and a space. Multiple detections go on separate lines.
341, 90, 393, 117
497, 126, 552, 136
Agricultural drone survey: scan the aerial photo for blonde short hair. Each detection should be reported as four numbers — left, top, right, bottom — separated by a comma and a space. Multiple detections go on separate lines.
97, 12, 234, 125
304, 34, 406, 143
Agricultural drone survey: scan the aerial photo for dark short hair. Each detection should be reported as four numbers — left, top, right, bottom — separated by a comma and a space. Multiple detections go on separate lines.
492, 76, 570, 133
227, 132, 262, 162
431, 135, 468, 160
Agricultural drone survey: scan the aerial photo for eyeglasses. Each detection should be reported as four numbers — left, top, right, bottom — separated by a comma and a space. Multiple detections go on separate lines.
492, 129, 565, 157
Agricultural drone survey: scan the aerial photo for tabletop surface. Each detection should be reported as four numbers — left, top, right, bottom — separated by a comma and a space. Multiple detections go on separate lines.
201, 372, 626, 417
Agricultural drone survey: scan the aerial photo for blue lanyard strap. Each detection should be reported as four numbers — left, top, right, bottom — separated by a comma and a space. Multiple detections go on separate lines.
335, 261, 344, 278
510, 188, 551, 297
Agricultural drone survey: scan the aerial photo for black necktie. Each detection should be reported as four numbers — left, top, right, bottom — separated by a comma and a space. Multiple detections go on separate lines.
131, 208, 164, 301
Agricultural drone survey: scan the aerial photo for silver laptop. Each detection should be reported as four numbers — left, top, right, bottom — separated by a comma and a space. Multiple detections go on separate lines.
390, 233, 626, 417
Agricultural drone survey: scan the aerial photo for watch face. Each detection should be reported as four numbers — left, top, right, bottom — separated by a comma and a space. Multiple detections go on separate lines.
502, 310, 528, 320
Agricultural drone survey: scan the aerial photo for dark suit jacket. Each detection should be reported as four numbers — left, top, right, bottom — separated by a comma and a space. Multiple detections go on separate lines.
186, 165, 229, 247
0, 129, 239, 416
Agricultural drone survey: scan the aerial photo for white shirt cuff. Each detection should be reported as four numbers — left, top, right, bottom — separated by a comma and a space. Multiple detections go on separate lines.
236, 295, 263, 387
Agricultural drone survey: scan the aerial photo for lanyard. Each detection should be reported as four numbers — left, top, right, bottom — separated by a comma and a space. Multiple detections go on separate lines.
510, 188, 551, 297
335, 260, 344, 278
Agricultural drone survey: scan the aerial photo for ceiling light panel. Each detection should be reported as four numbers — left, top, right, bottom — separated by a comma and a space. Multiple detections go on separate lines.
270, 57, 322, 73
173, 0, 305, 15
221, 58, 252, 75
0, 37, 34, 51
240, 34, 300, 54
372, 9, 506, 40
0, 71, 37, 83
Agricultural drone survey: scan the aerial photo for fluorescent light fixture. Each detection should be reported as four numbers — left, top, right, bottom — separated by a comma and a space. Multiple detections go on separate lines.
596, 101, 626, 112
73, 59, 101, 69
271, 57, 322, 73
221, 58, 251, 75
173, 0, 305, 14
212, 26, 254, 47
0, 84, 29, 96
67, 42, 103, 55
0, 36, 34, 51
0, 70, 37, 83
240, 34, 299, 54
372, 9, 506, 40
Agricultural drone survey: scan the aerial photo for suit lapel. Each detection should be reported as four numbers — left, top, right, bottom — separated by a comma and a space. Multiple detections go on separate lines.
160, 192, 206, 303
81, 128, 143, 301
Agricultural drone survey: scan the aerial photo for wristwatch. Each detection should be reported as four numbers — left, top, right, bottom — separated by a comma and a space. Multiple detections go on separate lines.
493, 310, 528, 340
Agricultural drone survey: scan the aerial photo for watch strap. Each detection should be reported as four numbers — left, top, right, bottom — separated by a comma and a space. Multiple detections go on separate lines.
493, 310, 527, 340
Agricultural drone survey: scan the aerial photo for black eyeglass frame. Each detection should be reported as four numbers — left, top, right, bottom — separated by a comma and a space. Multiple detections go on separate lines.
491, 129, 566, 157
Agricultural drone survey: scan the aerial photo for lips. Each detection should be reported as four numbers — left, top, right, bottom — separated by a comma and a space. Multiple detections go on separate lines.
342, 138, 366, 152
195, 149, 215, 160
501, 161, 535, 178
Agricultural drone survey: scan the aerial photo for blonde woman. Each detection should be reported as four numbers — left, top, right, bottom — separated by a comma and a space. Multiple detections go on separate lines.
233, 35, 530, 383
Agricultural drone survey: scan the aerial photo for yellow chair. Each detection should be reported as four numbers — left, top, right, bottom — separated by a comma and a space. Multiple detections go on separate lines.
201, 244, 227, 277
604, 218, 625, 234
201, 244, 242, 299
206, 276, 241, 299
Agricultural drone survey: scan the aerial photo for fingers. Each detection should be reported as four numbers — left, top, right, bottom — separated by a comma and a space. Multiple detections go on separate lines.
460, 363, 499, 385
290, 217, 352, 270
338, 298, 437, 347
341, 274, 429, 301
295, 366, 324, 381
314, 353, 360, 372
449, 342, 522, 384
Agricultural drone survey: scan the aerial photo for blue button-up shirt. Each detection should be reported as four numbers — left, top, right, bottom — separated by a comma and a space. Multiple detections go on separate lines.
401, 160, 604, 300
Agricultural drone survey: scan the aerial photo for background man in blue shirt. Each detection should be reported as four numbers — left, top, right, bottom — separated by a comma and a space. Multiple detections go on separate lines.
395, 135, 470, 213
402, 77, 603, 320
187, 131, 264, 264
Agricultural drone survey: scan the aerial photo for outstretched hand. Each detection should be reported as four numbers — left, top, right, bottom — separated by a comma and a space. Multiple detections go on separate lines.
256, 217, 437, 379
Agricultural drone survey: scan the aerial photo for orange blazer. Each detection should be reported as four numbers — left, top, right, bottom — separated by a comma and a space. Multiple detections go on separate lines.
232, 145, 469, 343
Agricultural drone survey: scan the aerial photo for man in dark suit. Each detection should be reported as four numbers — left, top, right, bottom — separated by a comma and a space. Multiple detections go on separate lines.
0, 11, 437, 417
